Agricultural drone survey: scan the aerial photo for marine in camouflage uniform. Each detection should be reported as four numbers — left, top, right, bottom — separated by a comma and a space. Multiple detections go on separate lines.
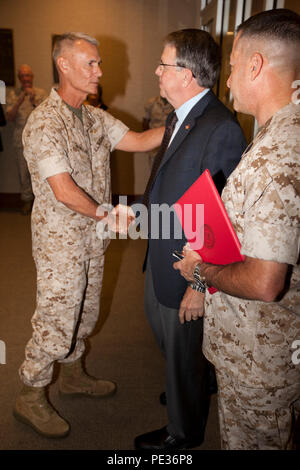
6, 84, 48, 204
143, 96, 173, 166
13, 32, 163, 439
21, 87, 129, 387
203, 102, 300, 450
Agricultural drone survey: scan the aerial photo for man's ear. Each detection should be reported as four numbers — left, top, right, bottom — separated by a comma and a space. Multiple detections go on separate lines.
250, 52, 263, 80
56, 56, 69, 75
182, 69, 194, 88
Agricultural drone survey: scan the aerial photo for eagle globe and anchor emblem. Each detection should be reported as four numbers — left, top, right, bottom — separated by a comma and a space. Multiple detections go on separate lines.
202, 224, 215, 249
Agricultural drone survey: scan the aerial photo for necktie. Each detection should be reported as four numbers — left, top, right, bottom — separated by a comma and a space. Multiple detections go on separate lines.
142, 111, 178, 208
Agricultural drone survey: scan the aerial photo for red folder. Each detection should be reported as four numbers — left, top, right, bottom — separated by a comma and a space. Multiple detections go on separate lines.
174, 169, 244, 294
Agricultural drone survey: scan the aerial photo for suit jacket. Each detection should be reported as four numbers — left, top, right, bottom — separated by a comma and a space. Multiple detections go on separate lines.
141, 90, 247, 309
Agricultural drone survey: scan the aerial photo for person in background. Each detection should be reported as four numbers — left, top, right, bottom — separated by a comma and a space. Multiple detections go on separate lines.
5, 65, 48, 214
85, 83, 108, 110
143, 95, 173, 167
173, 9, 300, 450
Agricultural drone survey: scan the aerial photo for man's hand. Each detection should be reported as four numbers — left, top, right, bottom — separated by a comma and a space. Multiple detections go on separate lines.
19, 90, 26, 102
24, 87, 34, 97
179, 286, 205, 324
106, 204, 135, 234
24, 87, 36, 105
6, 91, 26, 121
173, 247, 203, 281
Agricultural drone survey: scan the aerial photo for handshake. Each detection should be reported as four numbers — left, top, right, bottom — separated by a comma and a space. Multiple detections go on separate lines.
96, 203, 136, 238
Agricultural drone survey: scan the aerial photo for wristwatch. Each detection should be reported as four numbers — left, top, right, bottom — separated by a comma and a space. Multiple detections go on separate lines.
193, 263, 206, 284
188, 281, 206, 294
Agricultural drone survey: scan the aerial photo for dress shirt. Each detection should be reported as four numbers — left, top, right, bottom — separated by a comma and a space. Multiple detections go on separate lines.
168, 88, 210, 147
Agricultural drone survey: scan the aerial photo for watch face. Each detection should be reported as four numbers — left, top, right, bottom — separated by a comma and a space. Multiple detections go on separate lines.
190, 280, 206, 293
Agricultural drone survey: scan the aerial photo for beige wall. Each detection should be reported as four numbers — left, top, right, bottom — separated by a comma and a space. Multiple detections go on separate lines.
0, 0, 201, 195
284, 0, 300, 14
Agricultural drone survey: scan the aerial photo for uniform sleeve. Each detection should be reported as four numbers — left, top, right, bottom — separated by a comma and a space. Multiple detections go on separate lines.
101, 110, 129, 151
22, 112, 72, 180
241, 165, 300, 265
4, 88, 16, 115
144, 98, 155, 120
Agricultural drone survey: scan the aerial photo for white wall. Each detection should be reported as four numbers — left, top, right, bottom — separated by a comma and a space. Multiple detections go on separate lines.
0, 0, 201, 195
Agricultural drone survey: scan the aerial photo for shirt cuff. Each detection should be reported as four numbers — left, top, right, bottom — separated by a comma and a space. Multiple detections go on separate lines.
110, 126, 129, 151
38, 156, 72, 180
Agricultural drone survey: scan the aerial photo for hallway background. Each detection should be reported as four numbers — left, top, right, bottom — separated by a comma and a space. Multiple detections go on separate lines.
0, 0, 299, 205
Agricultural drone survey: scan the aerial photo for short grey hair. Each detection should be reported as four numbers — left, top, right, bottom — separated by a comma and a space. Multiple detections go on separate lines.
52, 32, 99, 64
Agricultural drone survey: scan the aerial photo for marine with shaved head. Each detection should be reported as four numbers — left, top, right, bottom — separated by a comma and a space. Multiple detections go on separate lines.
14, 32, 163, 439
174, 9, 300, 449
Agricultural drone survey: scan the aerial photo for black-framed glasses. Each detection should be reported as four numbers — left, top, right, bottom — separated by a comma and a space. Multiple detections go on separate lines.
158, 61, 195, 78
158, 61, 184, 71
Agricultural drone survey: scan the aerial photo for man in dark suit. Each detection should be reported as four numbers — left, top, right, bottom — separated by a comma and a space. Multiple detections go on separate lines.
134, 29, 247, 450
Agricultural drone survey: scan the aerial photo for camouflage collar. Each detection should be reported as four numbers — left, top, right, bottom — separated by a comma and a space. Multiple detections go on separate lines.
50, 87, 95, 130
82, 105, 96, 130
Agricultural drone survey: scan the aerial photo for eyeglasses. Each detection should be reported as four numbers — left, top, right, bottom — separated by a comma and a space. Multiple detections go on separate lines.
158, 61, 195, 78
158, 61, 184, 71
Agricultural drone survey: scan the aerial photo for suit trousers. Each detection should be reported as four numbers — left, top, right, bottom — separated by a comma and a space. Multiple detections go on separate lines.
19, 255, 105, 387
144, 262, 210, 441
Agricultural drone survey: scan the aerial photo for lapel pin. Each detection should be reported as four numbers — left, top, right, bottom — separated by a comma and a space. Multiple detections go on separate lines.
185, 124, 190, 130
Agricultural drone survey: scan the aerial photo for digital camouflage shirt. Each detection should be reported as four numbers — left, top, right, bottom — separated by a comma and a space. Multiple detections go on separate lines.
203, 103, 300, 389
22, 88, 129, 263
6, 87, 48, 144
144, 96, 174, 129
